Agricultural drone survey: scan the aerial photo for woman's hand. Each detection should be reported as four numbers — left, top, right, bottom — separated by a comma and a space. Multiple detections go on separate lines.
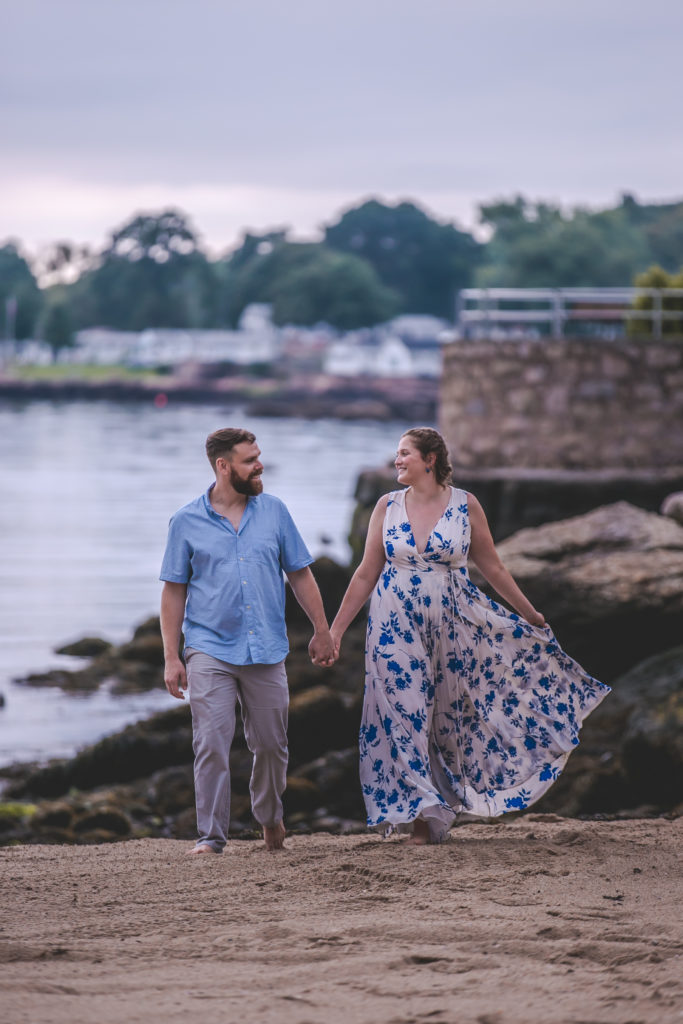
526, 610, 547, 629
330, 627, 343, 660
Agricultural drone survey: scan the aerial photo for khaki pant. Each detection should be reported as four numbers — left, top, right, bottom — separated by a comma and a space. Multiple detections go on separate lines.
185, 648, 289, 853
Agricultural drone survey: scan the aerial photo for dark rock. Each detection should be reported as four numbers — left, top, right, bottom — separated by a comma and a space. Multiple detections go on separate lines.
16, 668, 102, 691
534, 645, 683, 816
117, 634, 165, 666
661, 490, 683, 525
76, 828, 127, 844
282, 776, 322, 815
73, 807, 132, 836
288, 686, 357, 766
618, 649, 683, 807
145, 765, 194, 816
55, 637, 112, 657
291, 748, 365, 820
286, 557, 355, 628
32, 802, 74, 829
132, 617, 163, 640
170, 807, 197, 839
6, 705, 193, 800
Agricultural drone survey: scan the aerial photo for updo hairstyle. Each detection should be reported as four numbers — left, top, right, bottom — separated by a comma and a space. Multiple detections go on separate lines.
403, 427, 453, 486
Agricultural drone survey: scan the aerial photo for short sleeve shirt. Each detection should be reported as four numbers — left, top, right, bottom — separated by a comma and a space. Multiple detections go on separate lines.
160, 486, 312, 665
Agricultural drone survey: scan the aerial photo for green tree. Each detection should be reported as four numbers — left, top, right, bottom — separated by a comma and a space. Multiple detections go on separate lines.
476, 197, 652, 287
221, 235, 399, 328
41, 298, 74, 356
324, 199, 481, 317
0, 243, 43, 339
68, 210, 221, 330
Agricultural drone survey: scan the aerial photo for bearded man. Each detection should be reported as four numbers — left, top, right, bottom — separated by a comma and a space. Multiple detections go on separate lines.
160, 427, 335, 854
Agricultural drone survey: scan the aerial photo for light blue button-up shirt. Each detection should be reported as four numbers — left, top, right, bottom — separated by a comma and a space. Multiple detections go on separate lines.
160, 486, 313, 665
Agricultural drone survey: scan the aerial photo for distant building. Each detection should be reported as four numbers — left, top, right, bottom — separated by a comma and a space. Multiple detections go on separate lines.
323, 315, 448, 378
70, 304, 281, 368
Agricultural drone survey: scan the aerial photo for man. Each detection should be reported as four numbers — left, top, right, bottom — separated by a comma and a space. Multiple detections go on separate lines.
160, 427, 335, 854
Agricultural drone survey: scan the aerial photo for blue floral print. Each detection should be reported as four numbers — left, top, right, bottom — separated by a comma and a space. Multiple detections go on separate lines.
359, 487, 610, 841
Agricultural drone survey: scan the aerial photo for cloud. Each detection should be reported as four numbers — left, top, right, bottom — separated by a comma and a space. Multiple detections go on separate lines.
2, 0, 682, 247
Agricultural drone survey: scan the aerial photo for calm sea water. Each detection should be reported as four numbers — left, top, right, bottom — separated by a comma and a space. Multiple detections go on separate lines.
0, 400, 414, 768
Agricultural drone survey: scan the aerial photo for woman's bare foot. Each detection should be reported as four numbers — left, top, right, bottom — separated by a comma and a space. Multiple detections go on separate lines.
407, 818, 431, 845
264, 821, 286, 852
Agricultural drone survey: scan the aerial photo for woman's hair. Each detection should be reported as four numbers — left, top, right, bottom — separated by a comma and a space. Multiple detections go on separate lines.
205, 427, 256, 469
402, 427, 453, 486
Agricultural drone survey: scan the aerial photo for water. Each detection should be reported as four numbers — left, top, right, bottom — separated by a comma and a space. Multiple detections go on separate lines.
0, 400, 414, 767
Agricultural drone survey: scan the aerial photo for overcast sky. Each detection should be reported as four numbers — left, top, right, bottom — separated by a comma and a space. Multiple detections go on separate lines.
2, 0, 682, 256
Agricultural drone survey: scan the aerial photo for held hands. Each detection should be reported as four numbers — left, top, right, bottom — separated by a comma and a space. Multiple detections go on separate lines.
164, 657, 188, 700
308, 628, 337, 667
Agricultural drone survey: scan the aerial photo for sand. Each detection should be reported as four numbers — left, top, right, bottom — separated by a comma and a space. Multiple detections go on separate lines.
1, 817, 681, 1024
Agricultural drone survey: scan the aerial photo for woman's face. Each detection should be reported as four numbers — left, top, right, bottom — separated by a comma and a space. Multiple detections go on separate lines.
394, 436, 427, 485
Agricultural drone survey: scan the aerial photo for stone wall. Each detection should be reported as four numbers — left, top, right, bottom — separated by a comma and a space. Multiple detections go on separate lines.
439, 336, 683, 469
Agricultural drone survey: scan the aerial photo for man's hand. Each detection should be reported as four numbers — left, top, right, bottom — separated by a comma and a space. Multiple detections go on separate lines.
164, 656, 188, 699
308, 628, 336, 667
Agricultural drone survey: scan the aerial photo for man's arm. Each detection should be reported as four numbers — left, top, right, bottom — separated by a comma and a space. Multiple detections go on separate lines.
161, 581, 189, 698
286, 566, 336, 667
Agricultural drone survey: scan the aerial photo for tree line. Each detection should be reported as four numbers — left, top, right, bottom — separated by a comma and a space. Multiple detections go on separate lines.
2, 194, 683, 350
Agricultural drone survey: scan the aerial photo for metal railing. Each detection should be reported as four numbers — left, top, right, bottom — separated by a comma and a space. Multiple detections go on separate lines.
456, 288, 683, 339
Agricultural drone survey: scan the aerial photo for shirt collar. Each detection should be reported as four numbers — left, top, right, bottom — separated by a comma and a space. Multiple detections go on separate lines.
202, 483, 259, 520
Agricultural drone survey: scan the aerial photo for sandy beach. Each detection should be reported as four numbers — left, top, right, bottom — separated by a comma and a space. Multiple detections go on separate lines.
1, 816, 681, 1024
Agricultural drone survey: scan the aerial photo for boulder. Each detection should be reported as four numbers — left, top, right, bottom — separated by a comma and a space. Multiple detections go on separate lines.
55, 637, 112, 657
117, 634, 165, 666
494, 502, 683, 680
534, 645, 683, 816
291, 748, 366, 820
6, 705, 193, 800
288, 686, 358, 766
661, 490, 683, 525
145, 765, 195, 816
16, 617, 168, 695
73, 806, 132, 836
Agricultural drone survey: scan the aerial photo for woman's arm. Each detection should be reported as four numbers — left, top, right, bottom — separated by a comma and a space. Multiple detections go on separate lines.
330, 494, 390, 652
467, 494, 546, 627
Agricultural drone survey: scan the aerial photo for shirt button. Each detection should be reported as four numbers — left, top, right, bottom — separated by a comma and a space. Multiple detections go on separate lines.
247, 604, 251, 609
242, 580, 247, 584
249, 630, 254, 634
239, 557, 244, 561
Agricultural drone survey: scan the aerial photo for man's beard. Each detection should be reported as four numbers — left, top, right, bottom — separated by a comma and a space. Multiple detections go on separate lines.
230, 468, 263, 496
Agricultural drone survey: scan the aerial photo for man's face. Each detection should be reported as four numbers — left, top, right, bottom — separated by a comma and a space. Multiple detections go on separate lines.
222, 441, 263, 496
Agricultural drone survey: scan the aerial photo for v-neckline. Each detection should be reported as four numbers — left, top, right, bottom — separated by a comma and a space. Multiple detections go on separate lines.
404, 486, 453, 556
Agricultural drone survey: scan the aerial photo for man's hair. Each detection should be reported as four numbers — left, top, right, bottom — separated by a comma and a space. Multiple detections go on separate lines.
205, 428, 256, 469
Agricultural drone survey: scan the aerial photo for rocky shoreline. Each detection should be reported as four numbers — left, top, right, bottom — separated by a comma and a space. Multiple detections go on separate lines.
0, 373, 437, 421
1, 503, 682, 847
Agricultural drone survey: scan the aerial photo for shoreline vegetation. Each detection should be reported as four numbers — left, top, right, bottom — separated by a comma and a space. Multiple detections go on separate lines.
2, 492, 682, 847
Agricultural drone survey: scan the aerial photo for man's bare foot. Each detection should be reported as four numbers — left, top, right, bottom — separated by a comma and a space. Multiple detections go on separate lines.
188, 843, 217, 856
407, 818, 431, 845
264, 821, 286, 852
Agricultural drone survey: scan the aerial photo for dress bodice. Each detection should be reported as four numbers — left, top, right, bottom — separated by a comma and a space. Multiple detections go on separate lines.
383, 486, 470, 572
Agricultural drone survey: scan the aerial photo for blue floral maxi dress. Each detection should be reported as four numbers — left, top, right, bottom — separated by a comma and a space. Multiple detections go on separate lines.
359, 487, 611, 840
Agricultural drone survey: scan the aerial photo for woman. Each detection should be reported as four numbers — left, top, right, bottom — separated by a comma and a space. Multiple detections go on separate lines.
330, 427, 610, 844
